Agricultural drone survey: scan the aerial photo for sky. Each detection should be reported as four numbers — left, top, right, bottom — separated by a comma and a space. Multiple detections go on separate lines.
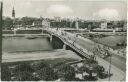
3, 0, 127, 20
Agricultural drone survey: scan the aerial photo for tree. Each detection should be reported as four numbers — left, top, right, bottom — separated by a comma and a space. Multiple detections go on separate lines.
12, 63, 35, 81
36, 67, 58, 81
77, 65, 86, 79
3, 17, 13, 28
31, 61, 58, 81
13, 63, 34, 73
13, 71, 36, 81
31, 61, 49, 71
57, 64, 75, 81
82, 59, 98, 81
87, 24, 92, 31
21, 17, 36, 26
1, 65, 11, 81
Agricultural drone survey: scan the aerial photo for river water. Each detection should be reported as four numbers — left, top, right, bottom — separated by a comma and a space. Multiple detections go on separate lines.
2, 37, 53, 53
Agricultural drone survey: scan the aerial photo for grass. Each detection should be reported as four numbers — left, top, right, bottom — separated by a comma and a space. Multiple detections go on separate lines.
92, 35, 126, 49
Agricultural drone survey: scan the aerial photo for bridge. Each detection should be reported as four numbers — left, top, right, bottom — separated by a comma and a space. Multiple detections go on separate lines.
45, 27, 95, 59
45, 28, 126, 81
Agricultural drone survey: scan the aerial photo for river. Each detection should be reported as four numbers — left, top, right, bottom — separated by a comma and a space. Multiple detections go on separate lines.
2, 37, 53, 53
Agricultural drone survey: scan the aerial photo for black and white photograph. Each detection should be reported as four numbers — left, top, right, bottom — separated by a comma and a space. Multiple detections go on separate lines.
0, 0, 127, 81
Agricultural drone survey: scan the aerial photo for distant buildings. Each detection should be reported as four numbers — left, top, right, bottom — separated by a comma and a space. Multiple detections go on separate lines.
32, 20, 42, 27
3, 14, 127, 31
32, 19, 50, 28
42, 20, 50, 28
75, 21, 79, 29
123, 21, 127, 31
100, 19, 107, 29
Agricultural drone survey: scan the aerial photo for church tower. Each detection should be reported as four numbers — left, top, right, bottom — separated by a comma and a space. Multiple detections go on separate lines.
12, 7, 15, 29
12, 7, 15, 19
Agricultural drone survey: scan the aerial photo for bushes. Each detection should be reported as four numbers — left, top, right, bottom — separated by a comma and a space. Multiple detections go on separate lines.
36, 67, 58, 81
1, 65, 11, 81
12, 71, 36, 81
31, 61, 58, 81
2, 59, 106, 81
11, 63, 35, 81
57, 64, 75, 81
31, 61, 49, 70
14, 63, 34, 73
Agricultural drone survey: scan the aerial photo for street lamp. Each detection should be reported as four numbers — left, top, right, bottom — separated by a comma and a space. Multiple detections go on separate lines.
0, 0, 3, 68
0, 0, 3, 29
108, 53, 112, 81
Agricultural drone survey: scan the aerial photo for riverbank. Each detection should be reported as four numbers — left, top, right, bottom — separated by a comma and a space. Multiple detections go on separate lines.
2, 34, 50, 37
2, 29, 46, 34
2, 49, 81, 63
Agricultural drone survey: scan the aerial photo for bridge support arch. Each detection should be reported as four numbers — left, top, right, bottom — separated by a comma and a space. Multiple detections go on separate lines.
50, 35, 64, 49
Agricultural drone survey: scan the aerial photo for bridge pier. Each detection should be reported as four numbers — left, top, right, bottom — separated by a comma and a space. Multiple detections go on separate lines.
63, 43, 66, 50
113, 29, 116, 33
75, 21, 79, 30
14, 29, 16, 35
50, 35, 52, 42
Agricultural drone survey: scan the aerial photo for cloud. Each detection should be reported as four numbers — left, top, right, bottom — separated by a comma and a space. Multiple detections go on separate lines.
46, 4, 73, 16
93, 8, 120, 20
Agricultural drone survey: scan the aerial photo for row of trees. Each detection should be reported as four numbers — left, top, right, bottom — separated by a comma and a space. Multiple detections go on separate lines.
3, 17, 37, 28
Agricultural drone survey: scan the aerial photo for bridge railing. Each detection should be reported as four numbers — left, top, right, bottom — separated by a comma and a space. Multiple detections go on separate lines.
56, 33, 93, 59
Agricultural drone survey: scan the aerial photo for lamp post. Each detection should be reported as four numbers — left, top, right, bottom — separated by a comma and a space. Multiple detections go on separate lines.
0, 0, 3, 67
0, 0, 3, 28
108, 54, 112, 81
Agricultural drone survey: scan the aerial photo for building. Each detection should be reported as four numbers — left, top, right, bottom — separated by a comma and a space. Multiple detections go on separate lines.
123, 21, 127, 31
32, 19, 50, 28
11, 7, 15, 29
42, 20, 50, 28
100, 19, 107, 29
75, 21, 79, 29
32, 20, 42, 27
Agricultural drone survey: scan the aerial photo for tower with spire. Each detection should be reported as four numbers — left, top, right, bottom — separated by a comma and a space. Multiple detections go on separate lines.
12, 7, 15, 29
12, 7, 15, 19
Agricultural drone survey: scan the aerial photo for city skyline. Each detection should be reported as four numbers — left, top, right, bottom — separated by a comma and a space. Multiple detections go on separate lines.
3, 0, 127, 20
